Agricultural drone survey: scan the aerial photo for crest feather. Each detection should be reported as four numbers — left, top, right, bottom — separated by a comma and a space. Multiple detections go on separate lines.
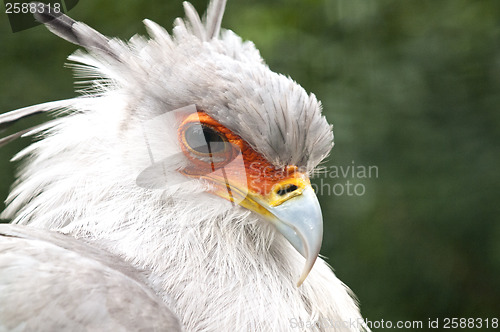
32, 2, 117, 58
204, 0, 227, 39
183, 2, 205, 40
0, 99, 81, 148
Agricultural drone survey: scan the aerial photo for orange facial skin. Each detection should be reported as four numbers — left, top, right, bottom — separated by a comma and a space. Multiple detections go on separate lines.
178, 112, 310, 205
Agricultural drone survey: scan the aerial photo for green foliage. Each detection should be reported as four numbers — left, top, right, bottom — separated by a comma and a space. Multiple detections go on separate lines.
1, 0, 499, 326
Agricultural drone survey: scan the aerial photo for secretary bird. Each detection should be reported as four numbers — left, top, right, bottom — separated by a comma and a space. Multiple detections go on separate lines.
0, 1, 369, 331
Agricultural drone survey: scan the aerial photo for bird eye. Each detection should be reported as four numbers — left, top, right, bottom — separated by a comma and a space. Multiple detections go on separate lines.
183, 123, 227, 155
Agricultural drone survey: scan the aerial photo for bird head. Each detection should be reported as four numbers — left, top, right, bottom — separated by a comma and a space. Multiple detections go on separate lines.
2, 1, 334, 286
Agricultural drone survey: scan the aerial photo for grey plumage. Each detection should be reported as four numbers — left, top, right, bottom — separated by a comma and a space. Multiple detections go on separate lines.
0, 224, 181, 331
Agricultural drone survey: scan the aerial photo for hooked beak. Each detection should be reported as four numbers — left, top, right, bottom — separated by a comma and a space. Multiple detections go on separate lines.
254, 185, 323, 286
208, 166, 323, 286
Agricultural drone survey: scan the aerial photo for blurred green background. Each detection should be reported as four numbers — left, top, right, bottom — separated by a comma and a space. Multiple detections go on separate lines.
1, 0, 499, 329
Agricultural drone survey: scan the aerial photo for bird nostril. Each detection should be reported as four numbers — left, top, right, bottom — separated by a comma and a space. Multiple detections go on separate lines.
276, 184, 299, 196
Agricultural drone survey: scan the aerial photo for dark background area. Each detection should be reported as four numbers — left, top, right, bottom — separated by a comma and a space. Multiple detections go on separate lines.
1, 0, 499, 329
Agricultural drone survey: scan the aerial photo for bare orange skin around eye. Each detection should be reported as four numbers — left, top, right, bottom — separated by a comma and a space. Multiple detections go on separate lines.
178, 112, 303, 196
